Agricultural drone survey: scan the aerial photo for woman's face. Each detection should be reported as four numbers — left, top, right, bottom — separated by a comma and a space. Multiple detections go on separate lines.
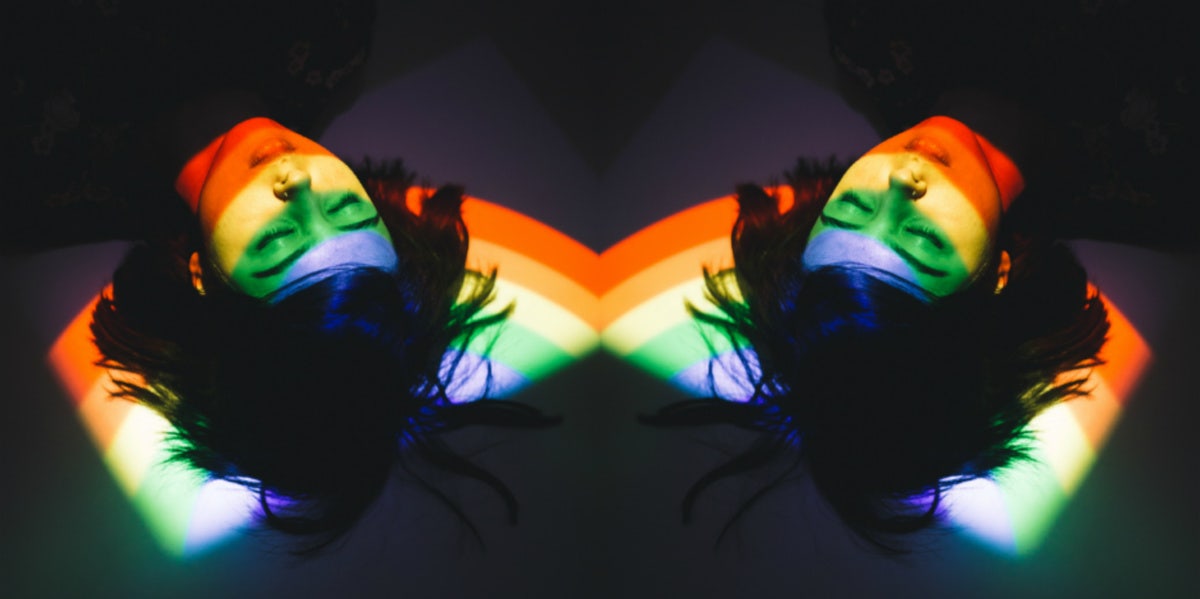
802, 116, 1005, 297
195, 118, 397, 299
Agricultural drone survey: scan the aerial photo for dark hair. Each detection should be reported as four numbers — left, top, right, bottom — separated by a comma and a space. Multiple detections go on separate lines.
90, 160, 557, 552
644, 158, 1110, 552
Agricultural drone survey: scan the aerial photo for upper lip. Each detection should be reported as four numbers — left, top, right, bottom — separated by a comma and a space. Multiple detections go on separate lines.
905, 137, 951, 166
250, 138, 296, 167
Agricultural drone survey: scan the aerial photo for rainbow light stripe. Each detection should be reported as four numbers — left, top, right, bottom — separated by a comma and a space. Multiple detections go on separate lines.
47, 186, 1153, 558
597, 191, 1153, 556
46, 196, 600, 558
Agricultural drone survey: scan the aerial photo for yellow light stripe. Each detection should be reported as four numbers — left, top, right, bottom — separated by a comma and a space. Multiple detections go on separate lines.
600, 237, 731, 327
468, 239, 601, 331
601, 276, 716, 356
460, 196, 606, 295
1065, 373, 1124, 450
487, 278, 599, 359
1027, 400, 1097, 495
78, 375, 134, 451
598, 197, 738, 291
103, 404, 173, 497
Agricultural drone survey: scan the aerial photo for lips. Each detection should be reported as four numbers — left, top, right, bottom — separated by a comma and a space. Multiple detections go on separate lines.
905, 137, 951, 166
250, 138, 296, 167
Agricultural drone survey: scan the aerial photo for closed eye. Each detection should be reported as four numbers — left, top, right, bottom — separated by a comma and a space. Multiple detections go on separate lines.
820, 213, 859, 230
251, 244, 311, 279
841, 192, 872, 212
255, 227, 295, 251
341, 214, 381, 231
890, 244, 949, 277
328, 193, 361, 215
906, 225, 946, 250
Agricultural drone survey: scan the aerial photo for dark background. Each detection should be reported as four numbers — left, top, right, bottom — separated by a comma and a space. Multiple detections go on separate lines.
3, 2, 1197, 597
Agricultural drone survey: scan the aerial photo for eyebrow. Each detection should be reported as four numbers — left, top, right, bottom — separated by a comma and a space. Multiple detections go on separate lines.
818, 214, 948, 278
252, 245, 310, 279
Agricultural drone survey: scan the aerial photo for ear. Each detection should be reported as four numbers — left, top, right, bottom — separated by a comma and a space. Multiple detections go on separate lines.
994, 250, 1011, 294
189, 252, 207, 295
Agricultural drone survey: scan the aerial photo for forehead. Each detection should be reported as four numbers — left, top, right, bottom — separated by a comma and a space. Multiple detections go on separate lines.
197, 120, 339, 231
864, 118, 1004, 220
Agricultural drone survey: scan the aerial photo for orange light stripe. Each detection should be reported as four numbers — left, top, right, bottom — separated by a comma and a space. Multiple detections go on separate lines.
461, 197, 604, 296
600, 238, 730, 328
46, 290, 144, 450
1063, 378, 1121, 452
1063, 293, 1152, 448
47, 294, 106, 405
406, 187, 603, 299
599, 197, 738, 293
78, 377, 136, 450
1090, 295, 1151, 403
467, 240, 602, 331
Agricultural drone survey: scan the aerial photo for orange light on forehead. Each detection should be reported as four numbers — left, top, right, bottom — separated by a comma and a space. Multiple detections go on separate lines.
175, 118, 338, 229
857, 116, 1021, 221
914, 116, 1022, 212
974, 132, 1023, 212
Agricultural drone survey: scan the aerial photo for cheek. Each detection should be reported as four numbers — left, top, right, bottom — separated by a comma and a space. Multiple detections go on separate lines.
198, 160, 285, 237
946, 166, 1003, 228
206, 223, 251, 277
944, 212, 992, 273
198, 168, 257, 234
916, 193, 992, 270
208, 198, 279, 275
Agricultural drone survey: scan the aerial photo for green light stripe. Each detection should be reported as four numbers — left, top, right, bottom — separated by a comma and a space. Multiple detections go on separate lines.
464, 322, 577, 382
130, 447, 206, 557
621, 320, 739, 380
993, 443, 1070, 555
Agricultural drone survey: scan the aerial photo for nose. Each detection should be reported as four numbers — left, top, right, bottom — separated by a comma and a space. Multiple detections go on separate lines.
273, 166, 312, 200
889, 166, 926, 200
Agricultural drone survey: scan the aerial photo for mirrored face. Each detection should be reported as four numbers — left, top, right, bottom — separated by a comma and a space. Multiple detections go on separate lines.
196, 118, 397, 299
802, 116, 1004, 297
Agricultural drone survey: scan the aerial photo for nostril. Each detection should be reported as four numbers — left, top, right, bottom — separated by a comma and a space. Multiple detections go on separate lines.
909, 179, 927, 199
890, 167, 926, 199
273, 169, 311, 200
272, 177, 291, 200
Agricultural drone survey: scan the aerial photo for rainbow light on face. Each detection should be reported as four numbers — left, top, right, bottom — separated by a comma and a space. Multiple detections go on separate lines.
47, 196, 600, 558
47, 182, 1152, 558
598, 191, 1152, 556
